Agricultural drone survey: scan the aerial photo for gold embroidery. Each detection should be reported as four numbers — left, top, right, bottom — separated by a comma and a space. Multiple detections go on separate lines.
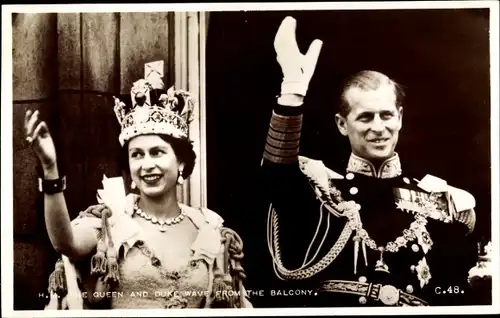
347, 153, 402, 178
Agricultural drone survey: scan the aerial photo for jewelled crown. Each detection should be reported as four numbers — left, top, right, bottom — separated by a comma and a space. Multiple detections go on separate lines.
113, 61, 195, 146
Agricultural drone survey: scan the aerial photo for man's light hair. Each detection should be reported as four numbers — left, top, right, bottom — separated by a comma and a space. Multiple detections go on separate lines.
339, 70, 405, 117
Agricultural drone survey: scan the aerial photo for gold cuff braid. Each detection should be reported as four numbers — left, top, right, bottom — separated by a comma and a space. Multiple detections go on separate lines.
264, 111, 303, 164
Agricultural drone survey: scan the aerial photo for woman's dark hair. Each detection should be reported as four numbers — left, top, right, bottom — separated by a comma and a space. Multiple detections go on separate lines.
120, 134, 196, 179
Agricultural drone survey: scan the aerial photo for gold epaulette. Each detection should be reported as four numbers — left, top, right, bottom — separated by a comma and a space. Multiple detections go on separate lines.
298, 156, 344, 214
417, 174, 476, 233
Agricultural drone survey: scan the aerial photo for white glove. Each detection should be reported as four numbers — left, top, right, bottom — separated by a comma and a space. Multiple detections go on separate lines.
274, 16, 323, 97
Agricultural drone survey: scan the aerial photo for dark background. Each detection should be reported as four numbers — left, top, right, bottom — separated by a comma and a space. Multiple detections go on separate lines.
206, 9, 492, 298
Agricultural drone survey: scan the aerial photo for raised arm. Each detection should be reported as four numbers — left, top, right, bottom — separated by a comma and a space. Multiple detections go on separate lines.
262, 16, 322, 167
260, 17, 329, 276
24, 110, 97, 260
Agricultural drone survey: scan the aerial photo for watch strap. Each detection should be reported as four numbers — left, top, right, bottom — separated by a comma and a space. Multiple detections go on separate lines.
38, 176, 67, 194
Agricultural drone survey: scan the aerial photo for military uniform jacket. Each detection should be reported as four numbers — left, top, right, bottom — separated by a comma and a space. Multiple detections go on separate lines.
260, 105, 477, 307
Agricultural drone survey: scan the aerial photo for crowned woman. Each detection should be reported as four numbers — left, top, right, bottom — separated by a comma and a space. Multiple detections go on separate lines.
25, 64, 252, 309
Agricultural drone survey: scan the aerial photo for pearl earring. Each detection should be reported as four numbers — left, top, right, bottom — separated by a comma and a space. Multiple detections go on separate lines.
177, 169, 184, 185
131, 181, 136, 189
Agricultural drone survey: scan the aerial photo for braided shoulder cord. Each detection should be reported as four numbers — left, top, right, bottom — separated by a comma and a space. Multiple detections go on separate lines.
266, 164, 354, 280
268, 205, 353, 280
219, 227, 249, 308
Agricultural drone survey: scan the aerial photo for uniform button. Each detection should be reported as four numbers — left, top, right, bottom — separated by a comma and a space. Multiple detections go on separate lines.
350, 187, 359, 195
411, 244, 420, 252
358, 276, 367, 283
403, 177, 410, 184
358, 296, 367, 305
406, 285, 414, 294
346, 173, 355, 180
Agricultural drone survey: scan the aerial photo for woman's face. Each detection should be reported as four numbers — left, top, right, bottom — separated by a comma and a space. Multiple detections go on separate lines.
128, 135, 184, 199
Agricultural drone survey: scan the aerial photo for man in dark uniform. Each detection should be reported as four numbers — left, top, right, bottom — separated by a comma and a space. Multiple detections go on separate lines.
260, 16, 478, 307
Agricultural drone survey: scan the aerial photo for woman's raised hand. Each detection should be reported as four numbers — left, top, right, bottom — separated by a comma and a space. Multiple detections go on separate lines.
24, 109, 58, 172
274, 16, 323, 98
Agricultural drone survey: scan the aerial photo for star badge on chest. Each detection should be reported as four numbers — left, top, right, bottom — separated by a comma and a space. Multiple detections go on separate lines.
415, 257, 432, 288
416, 226, 433, 254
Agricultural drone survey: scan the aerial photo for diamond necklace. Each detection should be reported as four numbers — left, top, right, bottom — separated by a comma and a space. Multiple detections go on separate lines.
133, 201, 186, 232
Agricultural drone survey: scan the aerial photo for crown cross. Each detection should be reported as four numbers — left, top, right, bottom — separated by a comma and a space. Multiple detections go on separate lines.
113, 61, 195, 146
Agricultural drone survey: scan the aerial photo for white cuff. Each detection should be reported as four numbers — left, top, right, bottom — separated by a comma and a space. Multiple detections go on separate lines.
281, 80, 309, 96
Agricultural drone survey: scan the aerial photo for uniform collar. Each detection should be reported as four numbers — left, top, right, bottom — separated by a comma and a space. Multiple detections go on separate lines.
347, 152, 402, 179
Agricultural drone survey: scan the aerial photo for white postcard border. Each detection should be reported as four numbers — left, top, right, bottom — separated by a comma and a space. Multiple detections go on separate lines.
2, 1, 499, 317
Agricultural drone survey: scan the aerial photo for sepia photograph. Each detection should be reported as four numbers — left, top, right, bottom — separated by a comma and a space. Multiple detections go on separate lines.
2, 1, 499, 317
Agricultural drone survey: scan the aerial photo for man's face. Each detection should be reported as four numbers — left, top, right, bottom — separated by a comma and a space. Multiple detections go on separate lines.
335, 84, 403, 162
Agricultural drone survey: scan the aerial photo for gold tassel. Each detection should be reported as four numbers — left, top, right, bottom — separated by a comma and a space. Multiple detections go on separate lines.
213, 273, 235, 307
90, 239, 108, 276
354, 238, 359, 275
48, 258, 67, 296
91, 208, 110, 276
104, 245, 119, 287
103, 208, 119, 287
213, 230, 236, 307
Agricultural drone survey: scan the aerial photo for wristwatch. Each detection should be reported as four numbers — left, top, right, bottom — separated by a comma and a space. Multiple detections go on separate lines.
38, 176, 66, 194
